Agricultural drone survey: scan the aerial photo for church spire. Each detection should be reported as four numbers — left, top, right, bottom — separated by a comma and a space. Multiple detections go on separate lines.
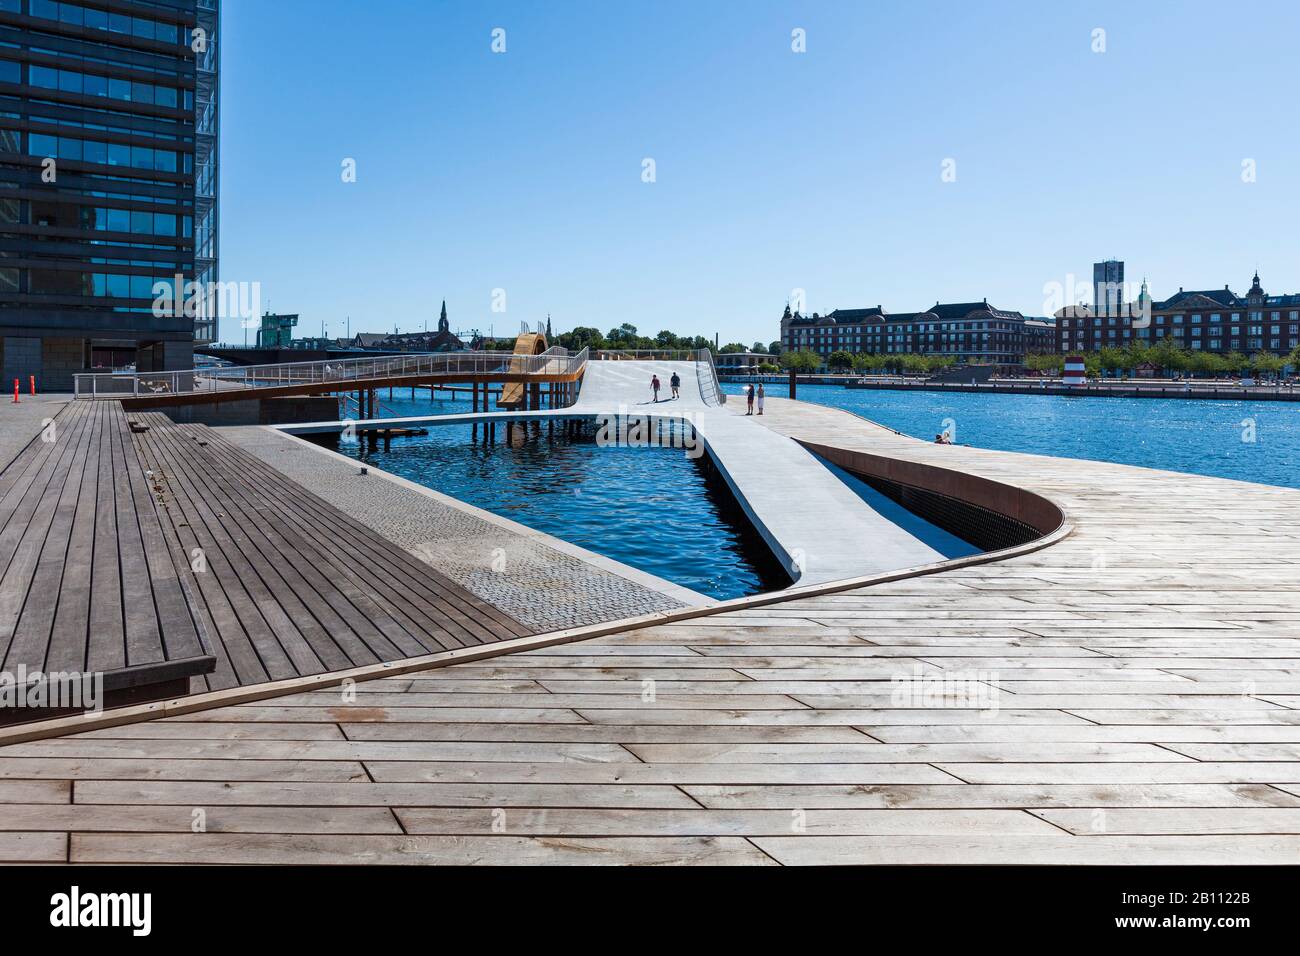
438, 299, 449, 332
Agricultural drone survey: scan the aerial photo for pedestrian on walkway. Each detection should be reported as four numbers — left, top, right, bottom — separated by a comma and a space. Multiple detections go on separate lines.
746, 384, 755, 415
670, 371, 681, 399
651, 374, 661, 402
756, 383, 765, 415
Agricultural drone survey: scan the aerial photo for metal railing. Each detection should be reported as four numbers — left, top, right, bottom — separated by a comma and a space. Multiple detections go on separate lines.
697, 348, 727, 406
594, 349, 706, 362
74, 349, 588, 399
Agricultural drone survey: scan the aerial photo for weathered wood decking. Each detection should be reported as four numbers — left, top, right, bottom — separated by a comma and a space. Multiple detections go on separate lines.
0, 403, 534, 710
0, 401, 212, 698
129, 412, 533, 690
1, 396, 1298, 864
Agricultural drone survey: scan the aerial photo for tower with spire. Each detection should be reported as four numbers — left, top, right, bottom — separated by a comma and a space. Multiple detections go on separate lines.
438, 299, 449, 333
1248, 269, 1265, 303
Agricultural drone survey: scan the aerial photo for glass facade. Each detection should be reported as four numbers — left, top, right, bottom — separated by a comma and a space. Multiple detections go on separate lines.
0, 0, 219, 384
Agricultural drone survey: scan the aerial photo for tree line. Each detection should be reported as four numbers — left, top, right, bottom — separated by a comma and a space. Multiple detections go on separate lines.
1023, 339, 1299, 378
771, 340, 1300, 379
485, 323, 782, 356
778, 349, 957, 374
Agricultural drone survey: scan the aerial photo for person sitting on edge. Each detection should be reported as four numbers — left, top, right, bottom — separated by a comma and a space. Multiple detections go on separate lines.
670, 371, 681, 399
756, 383, 765, 415
934, 433, 950, 444
651, 374, 661, 402
746, 384, 755, 415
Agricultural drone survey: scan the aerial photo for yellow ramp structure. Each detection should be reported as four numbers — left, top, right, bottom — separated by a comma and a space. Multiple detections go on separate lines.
497, 331, 548, 407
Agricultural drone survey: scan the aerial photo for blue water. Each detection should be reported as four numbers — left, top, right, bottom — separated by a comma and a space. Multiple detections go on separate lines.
329, 410, 789, 600
727, 383, 1300, 489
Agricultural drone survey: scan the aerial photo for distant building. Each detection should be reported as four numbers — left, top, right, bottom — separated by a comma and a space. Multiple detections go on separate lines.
1056, 271, 1300, 356
0, 0, 221, 388
1093, 259, 1125, 319
344, 300, 466, 352
715, 351, 775, 371
256, 313, 298, 349
780, 300, 1055, 366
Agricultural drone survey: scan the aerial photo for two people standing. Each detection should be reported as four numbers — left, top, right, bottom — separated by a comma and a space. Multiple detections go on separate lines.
746, 384, 765, 415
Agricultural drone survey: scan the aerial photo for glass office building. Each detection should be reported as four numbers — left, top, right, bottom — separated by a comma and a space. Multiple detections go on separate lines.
0, 0, 218, 389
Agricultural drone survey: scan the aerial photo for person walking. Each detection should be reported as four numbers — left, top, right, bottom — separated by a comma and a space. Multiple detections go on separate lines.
746, 384, 755, 415
669, 371, 681, 399
756, 383, 765, 415
651, 374, 661, 402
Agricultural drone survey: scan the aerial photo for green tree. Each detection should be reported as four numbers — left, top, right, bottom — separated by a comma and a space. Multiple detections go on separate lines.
779, 349, 821, 372
1152, 336, 1189, 374
719, 342, 748, 354
827, 350, 855, 372
1189, 350, 1226, 377
1099, 347, 1128, 376
1222, 350, 1250, 374
559, 326, 606, 351
1251, 350, 1284, 379
767, 340, 784, 356
1023, 353, 1062, 374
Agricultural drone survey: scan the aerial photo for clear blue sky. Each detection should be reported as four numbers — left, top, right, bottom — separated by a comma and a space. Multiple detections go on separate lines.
219, 0, 1300, 346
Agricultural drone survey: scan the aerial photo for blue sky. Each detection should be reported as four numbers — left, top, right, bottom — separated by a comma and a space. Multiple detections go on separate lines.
219, 0, 1300, 346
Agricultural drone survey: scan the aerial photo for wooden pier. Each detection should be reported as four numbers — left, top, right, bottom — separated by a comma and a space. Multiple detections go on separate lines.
1, 396, 1299, 864
0, 403, 534, 713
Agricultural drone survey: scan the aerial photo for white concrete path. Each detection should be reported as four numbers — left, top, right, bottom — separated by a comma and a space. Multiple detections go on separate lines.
280, 360, 951, 586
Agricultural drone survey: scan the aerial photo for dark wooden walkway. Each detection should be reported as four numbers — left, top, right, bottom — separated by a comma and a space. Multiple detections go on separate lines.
129, 412, 534, 691
0, 403, 535, 710
0, 402, 211, 697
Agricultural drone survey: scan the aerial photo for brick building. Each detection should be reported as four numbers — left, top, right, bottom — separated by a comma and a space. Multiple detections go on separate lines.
1055, 271, 1300, 356
780, 300, 1055, 366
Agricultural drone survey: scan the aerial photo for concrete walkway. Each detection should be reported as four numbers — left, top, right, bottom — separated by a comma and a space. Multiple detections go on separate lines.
281, 361, 953, 586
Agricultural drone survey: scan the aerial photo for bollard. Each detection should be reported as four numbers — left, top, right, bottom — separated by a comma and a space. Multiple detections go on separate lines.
29, 375, 35, 396
12, 378, 18, 403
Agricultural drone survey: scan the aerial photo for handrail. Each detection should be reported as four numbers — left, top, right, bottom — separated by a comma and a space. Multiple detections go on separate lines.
697, 348, 727, 406
594, 349, 704, 362
74, 349, 589, 399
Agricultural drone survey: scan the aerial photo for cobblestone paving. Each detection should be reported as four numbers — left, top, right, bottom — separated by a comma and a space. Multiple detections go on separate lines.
222, 426, 687, 632
0, 394, 71, 470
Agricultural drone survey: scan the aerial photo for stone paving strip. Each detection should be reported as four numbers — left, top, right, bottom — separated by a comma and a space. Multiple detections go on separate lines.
221, 425, 691, 632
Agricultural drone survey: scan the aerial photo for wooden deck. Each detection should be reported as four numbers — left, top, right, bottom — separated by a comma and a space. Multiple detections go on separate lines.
1, 397, 1299, 863
0, 404, 534, 713
0, 401, 212, 700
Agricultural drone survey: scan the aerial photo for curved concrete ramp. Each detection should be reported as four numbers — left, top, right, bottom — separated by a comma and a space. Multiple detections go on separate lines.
571, 361, 951, 585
